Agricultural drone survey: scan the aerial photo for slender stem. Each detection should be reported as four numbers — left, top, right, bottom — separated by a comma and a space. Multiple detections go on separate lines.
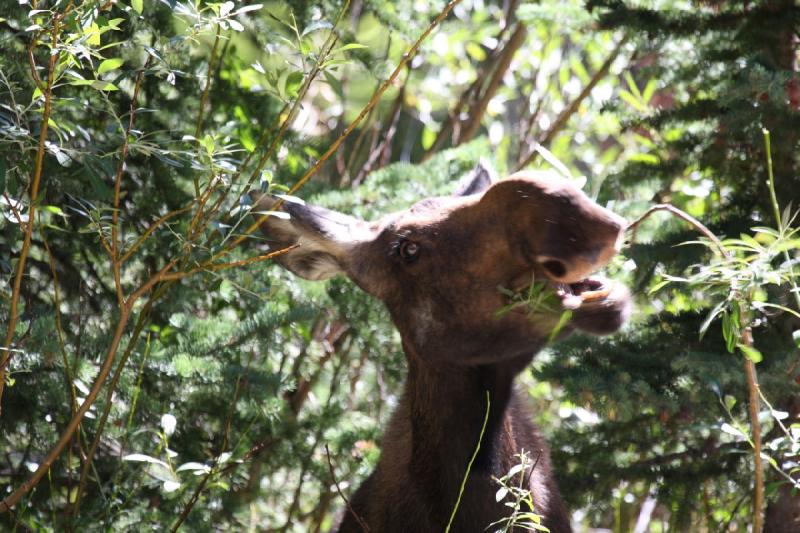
195, 24, 221, 139
325, 444, 370, 532
763, 128, 800, 311
0, 309, 131, 513
0, 16, 61, 412
119, 206, 193, 263
73, 296, 155, 516
0, 257, 178, 514
445, 390, 490, 532
111, 59, 150, 306
629, 203, 767, 531
192, 24, 222, 196
743, 327, 764, 533
762, 128, 782, 230
626, 203, 727, 257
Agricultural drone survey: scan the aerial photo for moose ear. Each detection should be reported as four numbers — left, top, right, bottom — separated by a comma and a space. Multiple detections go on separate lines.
249, 192, 370, 281
452, 158, 497, 197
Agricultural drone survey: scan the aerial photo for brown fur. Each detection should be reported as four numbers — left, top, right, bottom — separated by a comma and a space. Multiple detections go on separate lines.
253, 164, 631, 532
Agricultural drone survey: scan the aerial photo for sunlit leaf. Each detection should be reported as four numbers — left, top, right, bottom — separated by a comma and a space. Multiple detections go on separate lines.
123, 454, 169, 468
98, 58, 124, 74
738, 343, 763, 363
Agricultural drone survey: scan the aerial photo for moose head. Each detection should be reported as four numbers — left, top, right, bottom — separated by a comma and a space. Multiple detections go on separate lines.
251, 162, 631, 532
252, 163, 629, 365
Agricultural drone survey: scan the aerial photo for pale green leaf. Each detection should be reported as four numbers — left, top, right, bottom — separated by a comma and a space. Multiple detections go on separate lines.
98, 58, 124, 74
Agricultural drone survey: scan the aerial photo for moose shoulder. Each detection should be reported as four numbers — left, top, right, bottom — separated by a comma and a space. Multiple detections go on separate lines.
252, 163, 631, 532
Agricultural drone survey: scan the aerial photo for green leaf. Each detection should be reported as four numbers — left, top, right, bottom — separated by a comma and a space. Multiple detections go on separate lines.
284, 71, 303, 98
98, 58, 124, 74
641, 78, 658, 103
648, 279, 671, 294
91, 81, 119, 91
793, 330, 800, 348
721, 312, 731, 347
723, 394, 736, 411
123, 453, 168, 467
737, 343, 763, 363
421, 126, 436, 150
0, 159, 6, 192
131, 0, 143, 14
333, 43, 368, 53
624, 72, 643, 99
619, 89, 645, 112
106, 18, 125, 30
699, 300, 726, 339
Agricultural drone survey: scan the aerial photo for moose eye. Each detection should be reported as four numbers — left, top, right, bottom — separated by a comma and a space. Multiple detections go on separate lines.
398, 240, 420, 262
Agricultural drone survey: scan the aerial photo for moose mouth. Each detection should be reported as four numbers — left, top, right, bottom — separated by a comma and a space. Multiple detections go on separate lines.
552, 277, 613, 310
505, 272, 617, 316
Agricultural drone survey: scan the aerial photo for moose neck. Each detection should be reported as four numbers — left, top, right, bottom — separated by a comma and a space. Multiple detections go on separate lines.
398, 341, 531, 487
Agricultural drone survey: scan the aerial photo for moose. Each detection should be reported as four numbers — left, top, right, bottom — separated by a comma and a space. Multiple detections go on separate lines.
252, 162, 631, 532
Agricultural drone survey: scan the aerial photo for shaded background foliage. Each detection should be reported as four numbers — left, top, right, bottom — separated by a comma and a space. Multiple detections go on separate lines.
1, 0, 798, 531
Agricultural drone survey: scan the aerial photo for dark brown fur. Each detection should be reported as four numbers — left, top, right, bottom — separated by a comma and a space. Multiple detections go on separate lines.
253, 163, 631, 532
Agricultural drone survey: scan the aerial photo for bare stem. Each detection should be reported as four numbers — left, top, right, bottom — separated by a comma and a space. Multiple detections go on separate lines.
743, 327, 764, 533
192, 24, 223, 196
325, 444, 370, 533
0, 16, 61, 412
763, 128, 800, 311
625, 203, 726, 257
111, 58, 150, 306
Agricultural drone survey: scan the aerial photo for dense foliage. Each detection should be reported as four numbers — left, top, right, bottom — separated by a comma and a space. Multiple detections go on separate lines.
1, 0, 797, 531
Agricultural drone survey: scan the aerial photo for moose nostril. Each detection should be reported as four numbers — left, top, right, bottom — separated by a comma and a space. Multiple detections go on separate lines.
542, 259, 567, 279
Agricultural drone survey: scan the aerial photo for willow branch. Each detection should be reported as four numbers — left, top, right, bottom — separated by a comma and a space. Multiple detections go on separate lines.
119, 206, 193, 263
111, 59, 150, 306
325, 444, 370, 532
0, 16, 61, 411
625, 203, 726, 257
743, 329, 764, 533
161, 245, 297, 281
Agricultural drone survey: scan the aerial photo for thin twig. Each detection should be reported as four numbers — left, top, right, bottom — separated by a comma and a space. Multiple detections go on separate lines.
169, 350, 255, 532
194, 24, 221, 140
160, 245, 298, 281
111, 58, 150, 306
325, 444, 370, 533
119, 206, 193, 263
743, 329, 764, 533
625, 203, 726, 257
445, 390, 490, 532
191, 23, 223, 196
0, 15, 61, 411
